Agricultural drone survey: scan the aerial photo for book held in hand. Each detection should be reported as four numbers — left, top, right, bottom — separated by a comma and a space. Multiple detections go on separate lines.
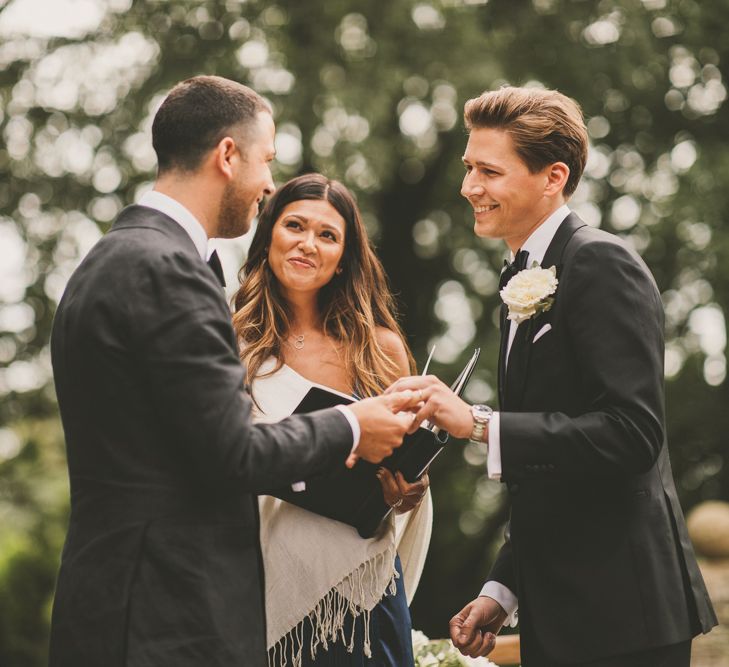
271, 348, 481, 538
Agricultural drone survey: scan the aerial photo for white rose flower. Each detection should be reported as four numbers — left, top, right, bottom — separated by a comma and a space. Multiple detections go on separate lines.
411, 630, 430, 653
500, 265, 558, 324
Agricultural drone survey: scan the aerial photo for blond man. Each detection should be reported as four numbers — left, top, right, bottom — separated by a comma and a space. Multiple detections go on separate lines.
389, 87, 716, 666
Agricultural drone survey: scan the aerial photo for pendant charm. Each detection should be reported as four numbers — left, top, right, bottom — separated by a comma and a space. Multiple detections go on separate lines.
293, 334, 305, 350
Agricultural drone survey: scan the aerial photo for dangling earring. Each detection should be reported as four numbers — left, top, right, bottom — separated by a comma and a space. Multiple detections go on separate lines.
336, 266, 343, 275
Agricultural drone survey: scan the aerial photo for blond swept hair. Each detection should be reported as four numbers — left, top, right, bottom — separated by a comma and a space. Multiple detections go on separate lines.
233, 173, 415, 398
464, 86, 588, 197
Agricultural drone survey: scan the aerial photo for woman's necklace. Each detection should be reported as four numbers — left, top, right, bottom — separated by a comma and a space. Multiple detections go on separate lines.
291, 333, 305, 350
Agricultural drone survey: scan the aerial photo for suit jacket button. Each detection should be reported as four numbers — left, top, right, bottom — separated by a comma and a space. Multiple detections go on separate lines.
510, 483, 520, 494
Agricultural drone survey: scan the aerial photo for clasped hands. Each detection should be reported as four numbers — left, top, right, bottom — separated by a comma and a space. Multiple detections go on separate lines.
385, 374, 476, 440
344, 375, 474, 514
377, 375, 470, 515
345, 375, 476, 469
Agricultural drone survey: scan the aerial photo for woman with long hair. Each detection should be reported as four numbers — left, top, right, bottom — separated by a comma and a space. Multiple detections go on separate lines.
233, 173, 432, 666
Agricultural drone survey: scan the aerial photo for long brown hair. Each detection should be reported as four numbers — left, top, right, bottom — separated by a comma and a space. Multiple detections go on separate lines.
232, 173, 415, 397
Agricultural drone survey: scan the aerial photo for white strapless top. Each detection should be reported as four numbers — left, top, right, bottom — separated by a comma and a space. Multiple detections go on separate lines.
250, 356, 354, 425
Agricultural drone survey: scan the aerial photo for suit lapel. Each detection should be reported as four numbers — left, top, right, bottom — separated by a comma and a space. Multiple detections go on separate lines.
540, 212, 585, 273
498, 304, 509, 409
499, 213, 586, 410
504, 318, 531, 409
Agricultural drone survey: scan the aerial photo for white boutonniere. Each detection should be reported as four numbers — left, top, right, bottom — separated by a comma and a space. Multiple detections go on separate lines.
500, 263, 558, 324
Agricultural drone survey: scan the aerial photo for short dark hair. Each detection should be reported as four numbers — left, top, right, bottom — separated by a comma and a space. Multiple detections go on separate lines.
464, 86, 588, 197
152, 75, 271, 174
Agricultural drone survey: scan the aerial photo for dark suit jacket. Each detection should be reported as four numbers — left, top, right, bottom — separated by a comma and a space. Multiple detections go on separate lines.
49, 206, 353, 667
488, 213, 717, 662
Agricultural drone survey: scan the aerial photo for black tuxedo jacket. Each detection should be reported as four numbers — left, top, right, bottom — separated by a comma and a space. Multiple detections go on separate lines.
49, 206, 353, 667
489, 213, 717, 662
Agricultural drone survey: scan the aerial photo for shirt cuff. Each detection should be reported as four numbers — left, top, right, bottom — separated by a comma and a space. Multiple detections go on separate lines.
335, 404, 360, 454
479, 580, 519, 628
292, 405, 359, 492
487, 411, 502, 481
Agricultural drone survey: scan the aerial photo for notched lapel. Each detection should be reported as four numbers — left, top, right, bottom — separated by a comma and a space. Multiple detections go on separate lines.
498, 303, 509, 409
501, 280, 555, 409
504, 272, 559, 409
541, 213, 585, 270
504, 317, 535, 409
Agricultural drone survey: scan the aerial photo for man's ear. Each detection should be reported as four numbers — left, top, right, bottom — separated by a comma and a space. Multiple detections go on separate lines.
213, 136, 238, 181
544, 162, 570, 197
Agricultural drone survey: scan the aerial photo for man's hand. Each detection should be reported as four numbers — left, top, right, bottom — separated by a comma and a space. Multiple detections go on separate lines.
345, 391, 419, 467
385, 375, 474, 438
449, 596, 507, 658
376, 468, 429, 513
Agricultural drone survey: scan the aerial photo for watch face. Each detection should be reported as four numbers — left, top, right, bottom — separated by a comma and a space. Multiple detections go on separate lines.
472, 404, 493, 422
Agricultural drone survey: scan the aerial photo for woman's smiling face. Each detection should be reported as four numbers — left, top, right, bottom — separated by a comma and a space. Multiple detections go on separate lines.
267, 199, 347, 296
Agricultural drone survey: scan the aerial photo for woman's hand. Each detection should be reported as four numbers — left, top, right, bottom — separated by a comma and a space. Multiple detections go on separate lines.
376, 468, 429, 514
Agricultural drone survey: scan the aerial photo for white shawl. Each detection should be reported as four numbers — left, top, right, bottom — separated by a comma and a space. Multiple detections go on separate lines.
251, 359, 433, 666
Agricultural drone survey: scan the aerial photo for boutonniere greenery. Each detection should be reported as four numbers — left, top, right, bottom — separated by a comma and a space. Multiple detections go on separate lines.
500, 263, 558, 324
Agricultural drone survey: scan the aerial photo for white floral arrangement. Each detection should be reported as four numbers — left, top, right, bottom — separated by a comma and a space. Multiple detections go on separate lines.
500, 264, 558, 324
412, 630, 498, 667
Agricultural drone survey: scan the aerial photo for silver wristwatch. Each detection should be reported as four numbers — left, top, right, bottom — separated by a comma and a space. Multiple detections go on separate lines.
469, 404, 493, 444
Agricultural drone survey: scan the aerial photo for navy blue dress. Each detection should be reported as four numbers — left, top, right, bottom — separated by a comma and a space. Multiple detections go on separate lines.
280, 555, 414, 667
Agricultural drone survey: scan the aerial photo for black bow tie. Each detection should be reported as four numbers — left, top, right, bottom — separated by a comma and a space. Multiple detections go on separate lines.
498, 249, 529, 291
207, 250, 226, 287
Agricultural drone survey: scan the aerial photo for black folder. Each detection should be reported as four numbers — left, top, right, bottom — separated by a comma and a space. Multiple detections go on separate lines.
271, 349, 481, 538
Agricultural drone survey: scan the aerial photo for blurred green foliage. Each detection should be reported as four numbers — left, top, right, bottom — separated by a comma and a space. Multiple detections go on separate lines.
1, 0, 728, 664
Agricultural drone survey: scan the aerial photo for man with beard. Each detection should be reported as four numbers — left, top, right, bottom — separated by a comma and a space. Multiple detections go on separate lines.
49, 76, 419, 667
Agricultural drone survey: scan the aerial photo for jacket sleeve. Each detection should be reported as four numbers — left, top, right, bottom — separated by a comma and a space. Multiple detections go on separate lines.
487, 523, 516, 592
130, 249, 353, 492
500, 238, 666, 480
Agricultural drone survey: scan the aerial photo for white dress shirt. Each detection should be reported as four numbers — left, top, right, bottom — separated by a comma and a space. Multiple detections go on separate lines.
139, 190, 209, 260
136, 190, 361, 450
480, 204, 571, 625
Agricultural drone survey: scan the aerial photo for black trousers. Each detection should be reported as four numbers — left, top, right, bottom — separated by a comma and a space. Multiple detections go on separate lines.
518, 587, 693, 667
521, 635, 691, 667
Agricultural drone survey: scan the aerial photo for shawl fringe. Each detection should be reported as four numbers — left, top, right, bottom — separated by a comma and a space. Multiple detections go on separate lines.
268, 549, 399, 667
